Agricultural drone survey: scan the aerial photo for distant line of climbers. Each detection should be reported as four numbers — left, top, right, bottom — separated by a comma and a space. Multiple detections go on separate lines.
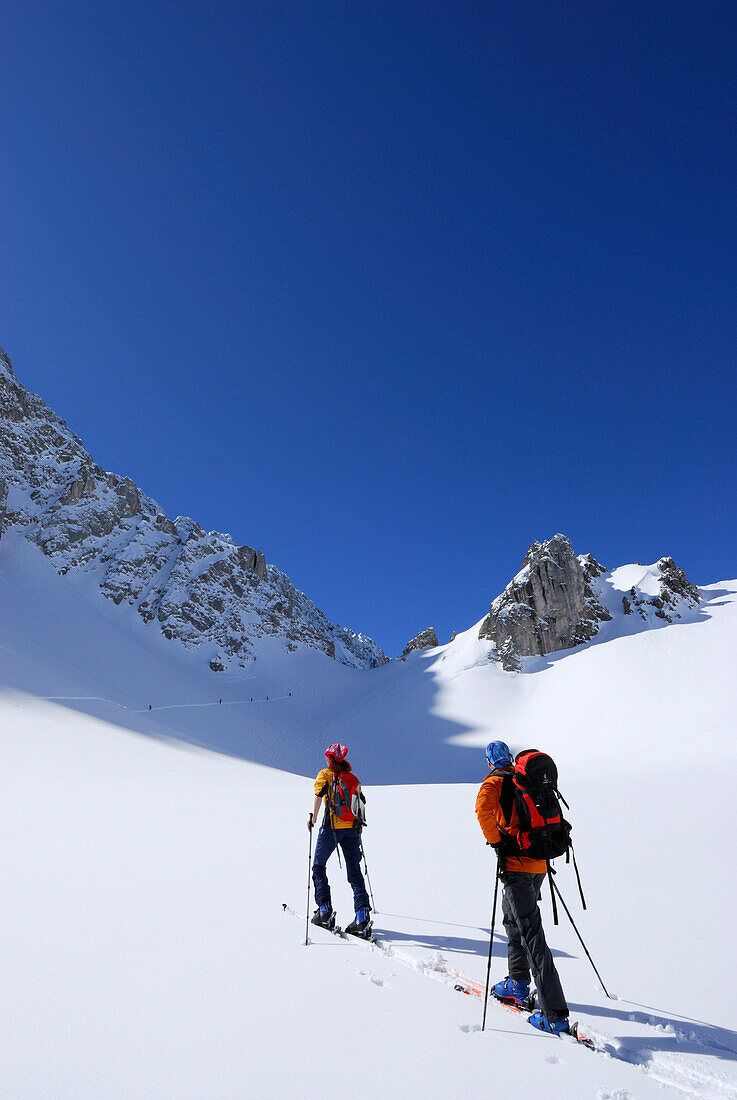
145, 691, 293, 710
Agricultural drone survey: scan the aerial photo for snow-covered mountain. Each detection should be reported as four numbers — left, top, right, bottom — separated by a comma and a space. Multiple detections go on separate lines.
0, 343, 385, 670
2, 339, 736, 1099
2, 523, 736, 1098
1, 342, 709, 680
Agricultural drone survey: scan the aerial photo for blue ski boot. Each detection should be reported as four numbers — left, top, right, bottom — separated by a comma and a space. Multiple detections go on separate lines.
311, 903, 335, 930
345, 907, 372, 936
529, 1010, 569, 1034
492, 976, 531, 1008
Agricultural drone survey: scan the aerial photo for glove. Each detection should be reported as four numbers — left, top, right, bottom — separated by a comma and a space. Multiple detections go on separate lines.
307, 813, 314, 832
492, 835, 520, 858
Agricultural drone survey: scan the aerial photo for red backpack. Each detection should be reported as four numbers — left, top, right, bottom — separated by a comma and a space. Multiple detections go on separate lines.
328, 771, 366, 827
501, 749, 571, 861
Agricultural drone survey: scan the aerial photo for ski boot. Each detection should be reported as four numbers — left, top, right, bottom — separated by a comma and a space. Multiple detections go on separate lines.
528, 1010, 569, 1034
311, 903, 336, 930
345, 907, 372, 938
492, 976, 532, 1009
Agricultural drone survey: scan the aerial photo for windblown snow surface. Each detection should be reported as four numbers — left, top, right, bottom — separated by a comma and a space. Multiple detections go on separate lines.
2, 531, 736, 1099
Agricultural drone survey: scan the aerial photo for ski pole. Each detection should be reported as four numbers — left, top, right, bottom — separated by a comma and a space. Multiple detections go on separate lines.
481, 860, 501, 1031
305, 819, 314, 946
360, 836, 376, 913
570, 846, 587, 910
549, 876, 611, 998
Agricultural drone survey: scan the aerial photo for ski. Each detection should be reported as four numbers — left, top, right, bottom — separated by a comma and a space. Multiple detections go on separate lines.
282, 903, 379, 946
345, 921, 374, 941
489, 990, 534, 1015
490, 992, 599, 1049
458, 981, 599, 1048
283, 903, 602, 1051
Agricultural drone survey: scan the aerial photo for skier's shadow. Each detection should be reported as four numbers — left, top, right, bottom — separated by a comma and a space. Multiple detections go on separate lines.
375, 926, 573, 961
569, 1000, 737, 1064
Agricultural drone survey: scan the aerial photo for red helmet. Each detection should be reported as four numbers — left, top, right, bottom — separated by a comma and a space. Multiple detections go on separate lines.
325, 743, 348, 762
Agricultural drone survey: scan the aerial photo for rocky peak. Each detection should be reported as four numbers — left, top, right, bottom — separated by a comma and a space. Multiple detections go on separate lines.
621, 557, 701, 622
0, 344, 386, 670
657, 557, 701, 609
579, 552, 607, 583
479, 534, 611, 670
402, 627, 439, 656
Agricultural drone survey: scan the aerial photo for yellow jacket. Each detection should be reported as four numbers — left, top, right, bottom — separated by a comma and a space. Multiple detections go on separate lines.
314, 768, 355, 830
475, 770, 547, 874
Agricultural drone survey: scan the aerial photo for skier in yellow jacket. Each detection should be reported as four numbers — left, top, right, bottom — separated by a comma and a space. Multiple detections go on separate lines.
309, 743, 370, 935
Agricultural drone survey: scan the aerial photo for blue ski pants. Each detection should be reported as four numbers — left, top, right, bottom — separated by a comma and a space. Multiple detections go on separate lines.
312, 827, 370, 913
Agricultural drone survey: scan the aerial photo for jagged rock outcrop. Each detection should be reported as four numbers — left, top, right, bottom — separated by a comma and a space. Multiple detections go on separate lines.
622, 557, 701, 623
479, 535, 611, 670
0, 342, 386, 670
402, 627, 439, 656
579, 552, 607, 584
657, 557, 701, 611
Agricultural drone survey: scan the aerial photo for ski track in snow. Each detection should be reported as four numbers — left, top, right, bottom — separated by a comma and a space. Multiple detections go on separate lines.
42, 690, 294, 712
283, 905, 737, 1099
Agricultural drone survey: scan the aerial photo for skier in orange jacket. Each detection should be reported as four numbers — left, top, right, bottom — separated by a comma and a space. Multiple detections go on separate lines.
476, 740, 569, 1034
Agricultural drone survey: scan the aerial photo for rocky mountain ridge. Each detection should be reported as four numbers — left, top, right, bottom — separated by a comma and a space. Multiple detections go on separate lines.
0, 344, 386, 670
479, 534, 701, 670
1, 343, 704, 675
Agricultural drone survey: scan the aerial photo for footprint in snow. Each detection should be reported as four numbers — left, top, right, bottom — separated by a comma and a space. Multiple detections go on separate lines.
545, 1054, 559, 1064
357, 969, 385, 987
459, 1024, 482, 1034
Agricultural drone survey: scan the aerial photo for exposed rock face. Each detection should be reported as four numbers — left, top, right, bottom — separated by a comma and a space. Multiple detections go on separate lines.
657, 557, 701, 611
0, 342, 386, 670
579, 552, 607, 584
622, 557, 701, 624
578, 551, 613, 631
402, 627, 439, 656
479, 535, 611, 670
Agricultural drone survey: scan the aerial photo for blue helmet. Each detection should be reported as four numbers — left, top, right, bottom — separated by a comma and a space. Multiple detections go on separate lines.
486, 740, 513, 768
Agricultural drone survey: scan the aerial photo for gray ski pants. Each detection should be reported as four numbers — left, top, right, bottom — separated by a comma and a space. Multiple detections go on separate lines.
501, 870, 568, 1020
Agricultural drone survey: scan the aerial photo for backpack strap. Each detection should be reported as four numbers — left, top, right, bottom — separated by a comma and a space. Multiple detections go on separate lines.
334, 777, 348, 815
548, 867, 559, 926
324, 777, 339, 829
329, 776, 348, 822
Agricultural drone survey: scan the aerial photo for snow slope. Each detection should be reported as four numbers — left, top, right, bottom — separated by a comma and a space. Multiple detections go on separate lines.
2, 530, 733, 784
2, 532, 737, 1098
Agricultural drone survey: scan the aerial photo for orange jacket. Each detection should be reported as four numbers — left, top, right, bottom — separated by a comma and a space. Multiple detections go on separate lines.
475, 769, 547, 874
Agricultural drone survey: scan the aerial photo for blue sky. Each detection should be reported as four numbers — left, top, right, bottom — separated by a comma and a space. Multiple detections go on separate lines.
2, 1, 736, 655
